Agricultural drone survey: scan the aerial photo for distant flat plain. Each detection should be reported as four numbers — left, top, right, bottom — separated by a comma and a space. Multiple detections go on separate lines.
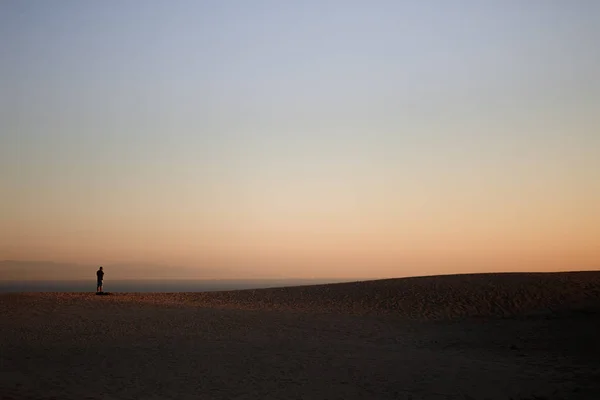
0, 278, 350, 293
1, 272, 599, 400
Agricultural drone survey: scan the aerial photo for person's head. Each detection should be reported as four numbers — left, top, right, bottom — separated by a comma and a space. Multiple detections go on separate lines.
99, 266, 103, 271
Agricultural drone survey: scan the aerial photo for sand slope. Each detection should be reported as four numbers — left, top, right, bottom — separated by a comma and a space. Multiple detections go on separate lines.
172, 271, 600, 318
1, 271, 599, 400
10, 271, 596, 320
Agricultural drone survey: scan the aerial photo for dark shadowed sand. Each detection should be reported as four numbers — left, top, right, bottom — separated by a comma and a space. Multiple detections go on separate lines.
2, 272, 600, 399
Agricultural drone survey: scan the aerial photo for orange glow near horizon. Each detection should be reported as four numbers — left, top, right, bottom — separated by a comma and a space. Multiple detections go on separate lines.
2, 184, 598, 279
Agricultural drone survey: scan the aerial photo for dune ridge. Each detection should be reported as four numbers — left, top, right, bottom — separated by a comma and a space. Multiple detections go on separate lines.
8, 271, 600, 320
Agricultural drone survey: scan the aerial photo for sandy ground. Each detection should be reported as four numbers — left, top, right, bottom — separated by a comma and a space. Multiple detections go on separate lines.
1, 272, 599, 400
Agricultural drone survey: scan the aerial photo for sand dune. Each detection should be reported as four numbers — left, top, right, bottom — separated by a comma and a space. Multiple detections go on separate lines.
164, 271, 600, 319
2, 272, 599, 400
11, 271, 598, 320
207, 271, 599, 318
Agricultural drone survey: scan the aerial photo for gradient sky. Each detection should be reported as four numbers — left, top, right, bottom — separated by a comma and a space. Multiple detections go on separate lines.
1, 1, 599, 279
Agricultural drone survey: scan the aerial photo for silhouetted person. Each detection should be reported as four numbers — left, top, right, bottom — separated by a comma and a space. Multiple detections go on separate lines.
96, 267, 104, 292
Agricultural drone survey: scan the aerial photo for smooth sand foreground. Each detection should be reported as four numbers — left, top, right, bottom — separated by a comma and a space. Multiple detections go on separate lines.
1, 272, 599, 400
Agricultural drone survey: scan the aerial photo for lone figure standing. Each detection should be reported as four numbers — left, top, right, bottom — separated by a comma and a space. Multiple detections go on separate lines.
96, 267, 104, 292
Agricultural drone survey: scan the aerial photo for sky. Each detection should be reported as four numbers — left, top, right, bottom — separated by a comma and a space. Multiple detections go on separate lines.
1, 1, 599, 279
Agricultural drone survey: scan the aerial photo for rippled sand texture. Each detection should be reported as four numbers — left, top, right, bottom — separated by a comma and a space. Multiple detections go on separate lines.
2, 272, 599, 399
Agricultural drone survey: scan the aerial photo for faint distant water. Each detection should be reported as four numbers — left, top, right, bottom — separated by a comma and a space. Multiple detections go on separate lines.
0, 279, 350, 293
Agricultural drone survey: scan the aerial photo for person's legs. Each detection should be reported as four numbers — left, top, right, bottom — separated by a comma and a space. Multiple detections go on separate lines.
97, 281, 102, 292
